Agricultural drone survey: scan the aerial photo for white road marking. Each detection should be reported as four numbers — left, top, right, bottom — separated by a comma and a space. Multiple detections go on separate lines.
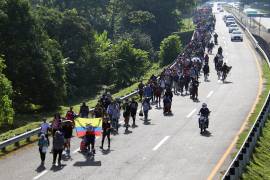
186, 109, 197, 118
33, 170, 48, 180
72, 148, 80, 154
152, 136, 170, 151
207, 91, 214, 98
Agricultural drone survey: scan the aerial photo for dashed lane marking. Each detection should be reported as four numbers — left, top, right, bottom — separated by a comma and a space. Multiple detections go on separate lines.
207, 91, 214, 98
33, 170, 48, 180
186, 109, 197, 118
152, 136, 170, 151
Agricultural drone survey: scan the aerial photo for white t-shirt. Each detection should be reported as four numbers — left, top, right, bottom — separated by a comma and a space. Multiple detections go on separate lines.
41, 123, 50, 134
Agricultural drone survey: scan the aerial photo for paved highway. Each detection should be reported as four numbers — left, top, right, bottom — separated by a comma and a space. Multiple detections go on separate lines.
0, 10, 261, 180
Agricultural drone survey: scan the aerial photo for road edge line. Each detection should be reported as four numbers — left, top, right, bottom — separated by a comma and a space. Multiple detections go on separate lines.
207, 35, 263, 180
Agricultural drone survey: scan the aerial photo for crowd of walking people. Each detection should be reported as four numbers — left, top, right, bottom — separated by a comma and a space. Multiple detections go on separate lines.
37, 6, 228, 166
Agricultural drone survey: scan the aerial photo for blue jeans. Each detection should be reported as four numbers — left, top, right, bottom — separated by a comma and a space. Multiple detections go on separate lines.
144, 110, 148, 121
112, 118, 119, 131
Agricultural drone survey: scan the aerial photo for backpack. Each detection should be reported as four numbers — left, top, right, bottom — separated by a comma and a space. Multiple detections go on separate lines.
130, 102, 137, 110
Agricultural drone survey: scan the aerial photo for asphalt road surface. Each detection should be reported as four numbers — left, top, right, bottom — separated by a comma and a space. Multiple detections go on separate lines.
0, 11, 261, 180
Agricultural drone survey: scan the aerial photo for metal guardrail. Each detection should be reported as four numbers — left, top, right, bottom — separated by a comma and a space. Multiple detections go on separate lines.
222, 7, 270, 180
0, 91, 139, 151
0, 31, 195, 151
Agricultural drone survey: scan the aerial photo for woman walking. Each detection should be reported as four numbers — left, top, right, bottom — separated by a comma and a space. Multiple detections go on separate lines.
52, 131, 65, 166
38, 134, 49, 166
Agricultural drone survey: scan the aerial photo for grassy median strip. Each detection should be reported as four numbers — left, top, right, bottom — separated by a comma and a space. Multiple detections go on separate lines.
242, 118, 270, 179
232, 59, 270, 178
236, 60, 270, 150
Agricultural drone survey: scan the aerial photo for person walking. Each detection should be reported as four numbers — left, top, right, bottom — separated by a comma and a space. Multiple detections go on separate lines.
79, 102, 89, 118
111, 101, 120, 133
130, 98, 138, 127
51, 113, 62, 137
61, 120, 73, 156
38, 134, 49, 166
100, 117, 111, 150
142, 98, 150, 121
52, 131, 65, 166
40, 118, 51, 146
123, 99, 131, 131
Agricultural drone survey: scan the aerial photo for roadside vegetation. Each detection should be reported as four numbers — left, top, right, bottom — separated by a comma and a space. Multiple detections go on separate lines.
236, 60, 270, 150
234, 59, 270, 178
0, 0, 196, 154
0, 0, 196, 137
242, 118, 270, 179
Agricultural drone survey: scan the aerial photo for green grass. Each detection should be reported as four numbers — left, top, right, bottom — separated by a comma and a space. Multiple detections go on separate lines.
236, 60, 270, 151
242, 118, 270, 179
231, 59, 270, 179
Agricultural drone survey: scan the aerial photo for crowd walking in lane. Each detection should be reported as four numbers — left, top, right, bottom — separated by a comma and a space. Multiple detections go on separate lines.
36, 5, 229, 169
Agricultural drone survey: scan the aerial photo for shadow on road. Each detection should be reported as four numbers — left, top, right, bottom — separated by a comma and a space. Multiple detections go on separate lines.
223, 81, 233, 84
50, 164, 66, 172
101, 149, 113, 155
124, 129, 132, 134
73, 159, 101, 167
35, 164, 46, 173
201, 130, 212, 137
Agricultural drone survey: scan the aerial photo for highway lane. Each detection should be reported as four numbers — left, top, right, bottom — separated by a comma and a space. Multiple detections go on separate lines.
0, 11, 261, 180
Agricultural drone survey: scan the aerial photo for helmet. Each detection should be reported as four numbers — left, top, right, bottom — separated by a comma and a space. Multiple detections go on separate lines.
202, 103, 207, 108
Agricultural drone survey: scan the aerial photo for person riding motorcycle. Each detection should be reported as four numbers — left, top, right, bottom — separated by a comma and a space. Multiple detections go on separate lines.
221, 63, 231, 81
218, 46, 223, 55
214, 33, 218, 45
198, 103, 210, 128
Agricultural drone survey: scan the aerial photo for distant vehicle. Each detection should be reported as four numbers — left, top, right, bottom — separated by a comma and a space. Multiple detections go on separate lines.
228, 24, 238, 33
220, 9, 224, 12
224, 15, 234, 22
226, 20, 235, 27
231, 30, 243, 41
229, 27, 239, 33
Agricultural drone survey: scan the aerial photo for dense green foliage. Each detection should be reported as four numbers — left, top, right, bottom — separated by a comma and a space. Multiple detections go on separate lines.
0, 0, 195, 126
159, 34, 183, 66
0, 57, 14, 125
0, 0, 66, 111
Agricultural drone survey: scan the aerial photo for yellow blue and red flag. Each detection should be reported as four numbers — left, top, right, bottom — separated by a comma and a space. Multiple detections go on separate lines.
75, 118, 102, 137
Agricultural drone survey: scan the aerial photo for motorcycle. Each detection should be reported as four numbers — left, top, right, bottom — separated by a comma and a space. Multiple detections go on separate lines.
222, 66, 232, 82
198, 115, 208, 134
214, 38, 218, 45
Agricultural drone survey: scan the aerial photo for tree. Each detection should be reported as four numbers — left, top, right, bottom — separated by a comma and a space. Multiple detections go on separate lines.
0, 0, 66, 111
159, 34, 183, 66
0, 57, 14, 125
58, 9, 101, 97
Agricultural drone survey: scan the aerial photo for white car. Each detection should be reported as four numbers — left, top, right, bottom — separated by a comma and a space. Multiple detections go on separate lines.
228, 24, 238, 33
224, 15, 234, 22
231, 30, 243, 41
226, 20, 235, 27
229, 27, 239, 33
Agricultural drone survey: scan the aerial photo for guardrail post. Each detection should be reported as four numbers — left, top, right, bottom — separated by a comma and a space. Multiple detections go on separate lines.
229, 167, 236, 180
15, 141, 20, 147
242, 148, 248, 167
238, 153, 244, 175
26, 137, 31, 142
233, 160, 240, 179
